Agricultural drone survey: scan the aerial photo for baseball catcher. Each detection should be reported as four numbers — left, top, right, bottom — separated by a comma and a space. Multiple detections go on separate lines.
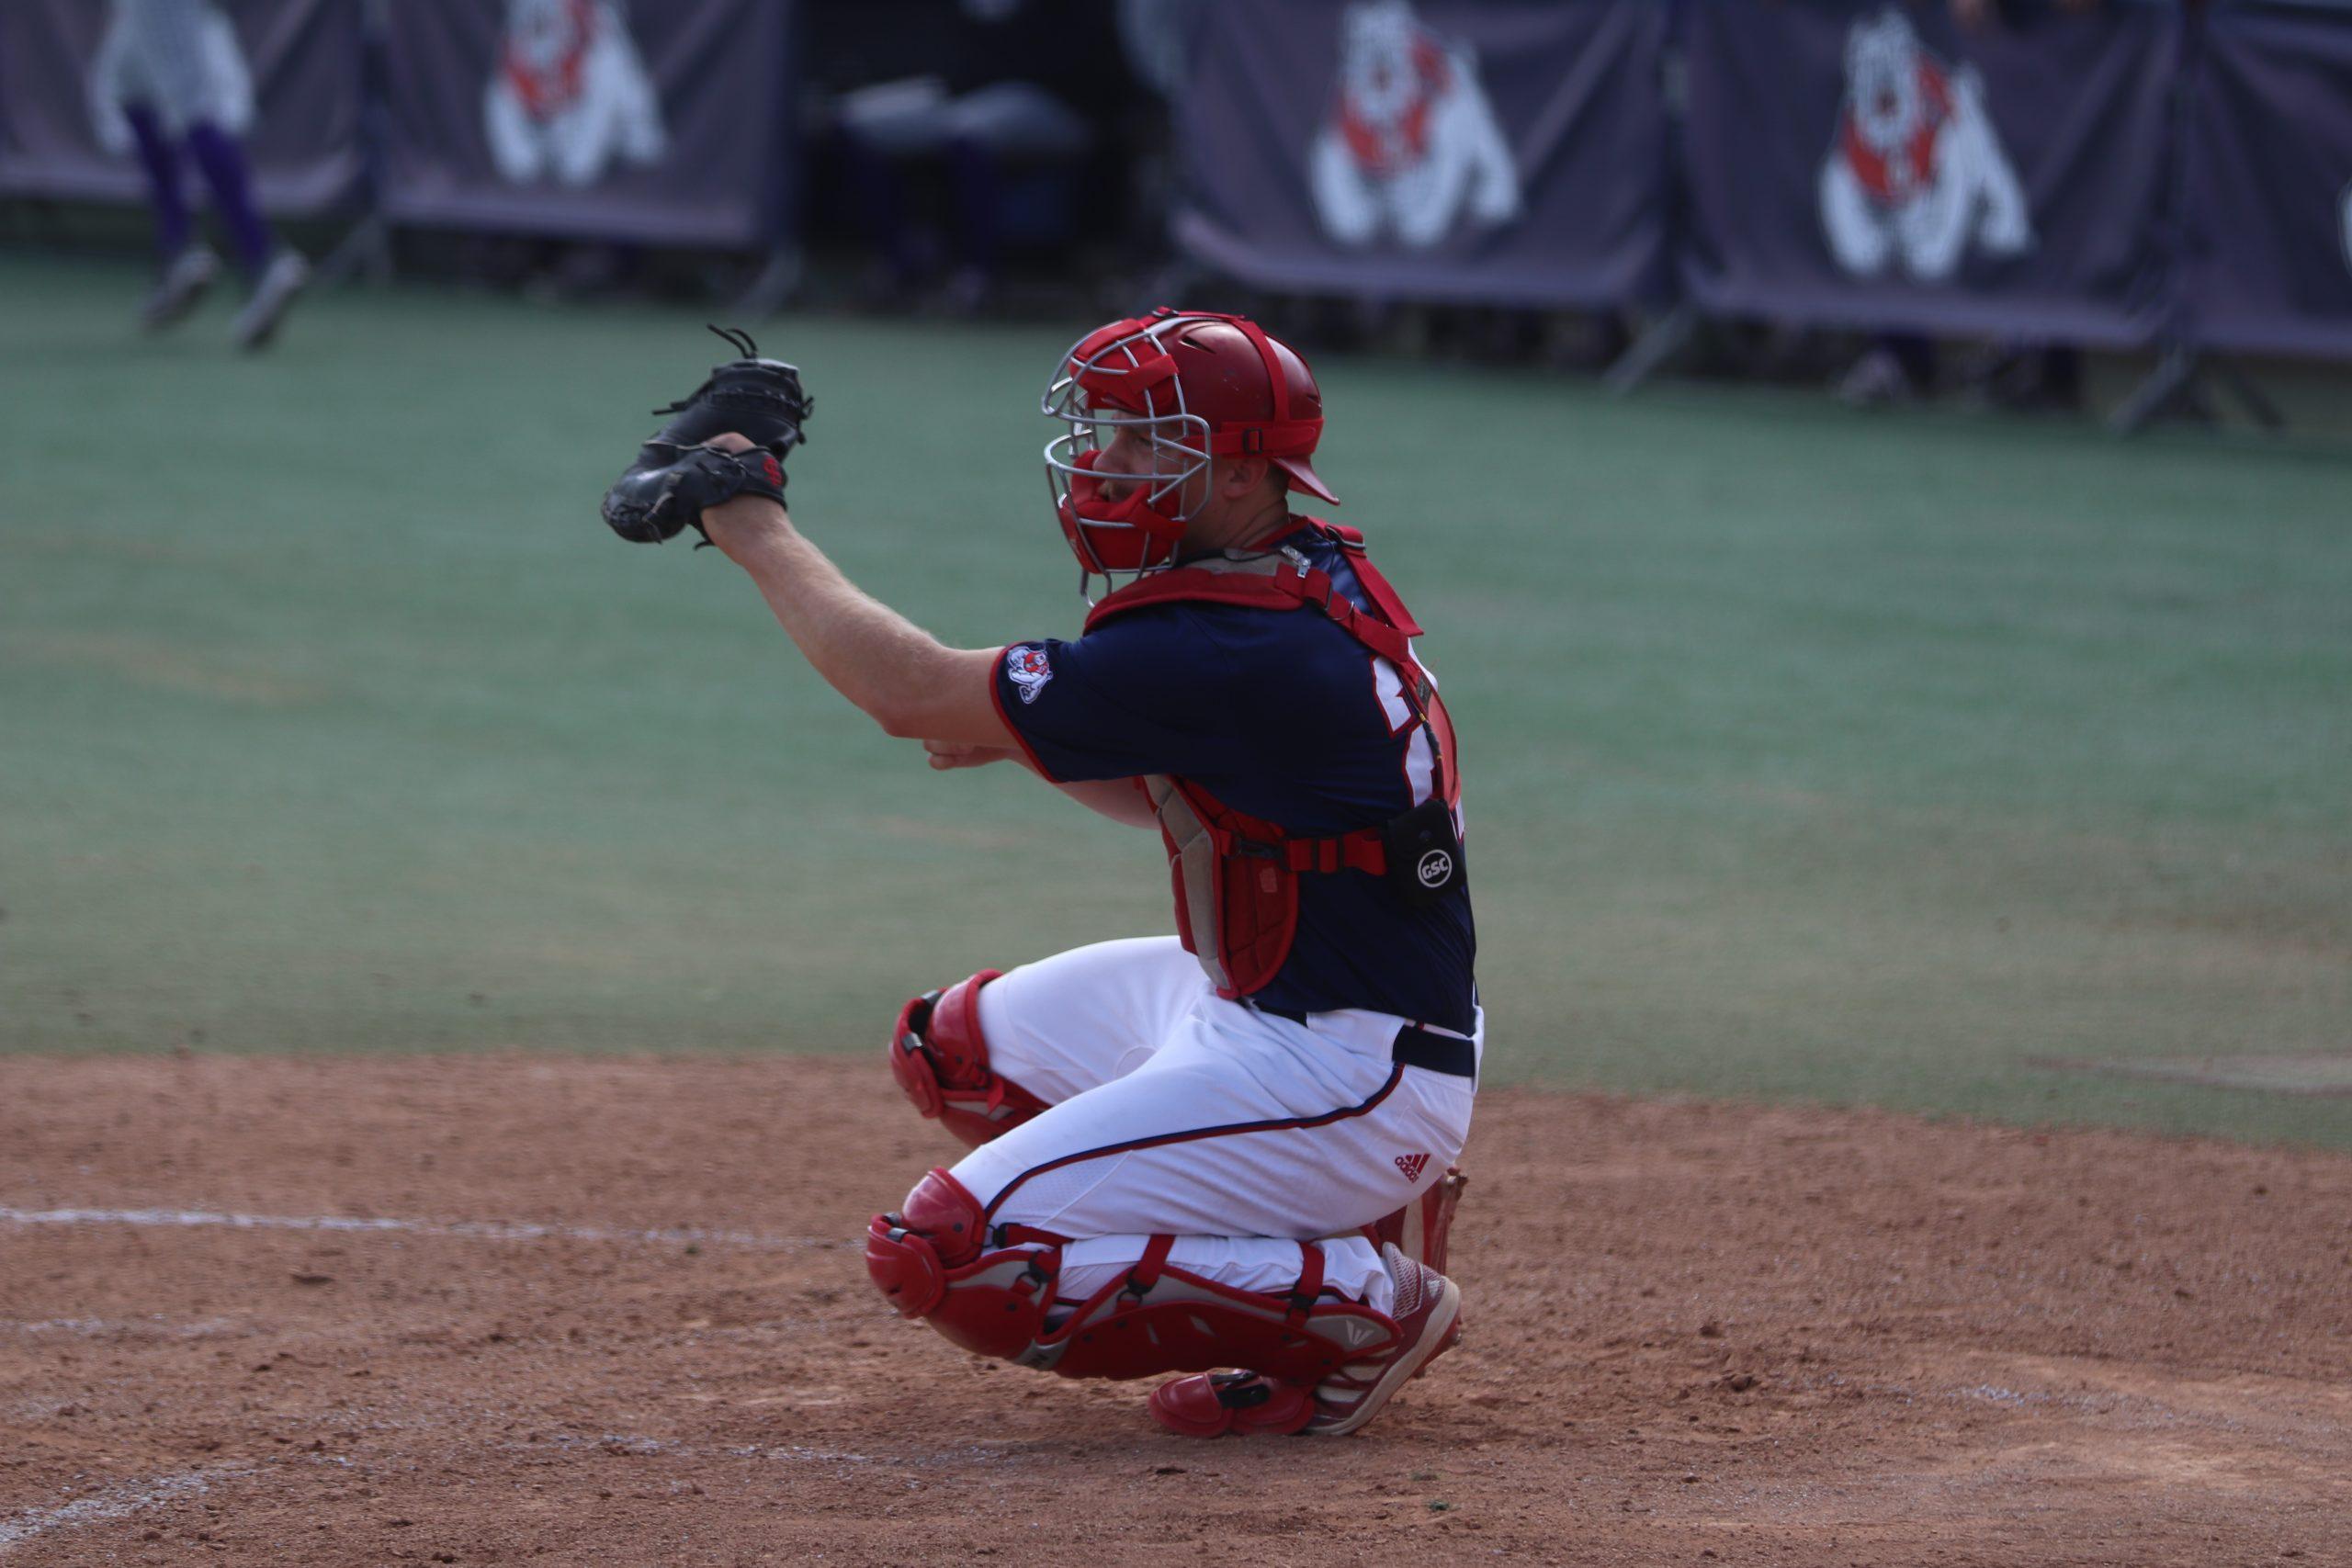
605, 310, 1476, 1438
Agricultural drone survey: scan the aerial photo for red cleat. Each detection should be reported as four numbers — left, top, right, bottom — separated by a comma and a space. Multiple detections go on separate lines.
1148, 1370, 1316, 1438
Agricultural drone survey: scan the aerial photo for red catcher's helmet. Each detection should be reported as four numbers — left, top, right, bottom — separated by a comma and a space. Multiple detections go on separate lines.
1043, 308, 1339, 596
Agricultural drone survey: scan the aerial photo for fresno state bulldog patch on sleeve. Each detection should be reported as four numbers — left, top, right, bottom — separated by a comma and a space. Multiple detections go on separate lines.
1005, 643, 1055, 704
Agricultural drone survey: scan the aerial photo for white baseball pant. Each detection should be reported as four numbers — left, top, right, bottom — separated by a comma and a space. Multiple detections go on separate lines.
944, 936, 1480, 1315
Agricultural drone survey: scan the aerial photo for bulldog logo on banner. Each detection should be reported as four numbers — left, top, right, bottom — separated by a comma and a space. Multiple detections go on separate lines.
1818, 7, 2032, 280
484, 0, 666, 187
1309, 0, 1521, 248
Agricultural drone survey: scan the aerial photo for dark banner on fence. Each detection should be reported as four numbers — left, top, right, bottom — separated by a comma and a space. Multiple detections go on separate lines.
1171, 0, 1670, 306
1679, 0, 2180, 345
0, 0, 362, 213
380, 0, 792, 249
2185, 1, 2352, 357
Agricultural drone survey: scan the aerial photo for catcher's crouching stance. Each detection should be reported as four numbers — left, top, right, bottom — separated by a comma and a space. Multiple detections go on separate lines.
605, 313, 1478, 1438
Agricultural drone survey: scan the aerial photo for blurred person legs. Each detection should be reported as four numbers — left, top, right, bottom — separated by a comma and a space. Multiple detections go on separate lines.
121, 101, 217, 330
834, 77, 1094, 311
1975, 342, 2085, 412
939, 84, 1092, 311
1838, 331, 1938, 406
1549, 309, 1631, 373
833, 78, 944, 305
101, 0, 307, 346
179, 113, 309, 349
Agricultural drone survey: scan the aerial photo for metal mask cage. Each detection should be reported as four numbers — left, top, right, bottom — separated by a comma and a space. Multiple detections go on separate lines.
1041, 320, 1216, 602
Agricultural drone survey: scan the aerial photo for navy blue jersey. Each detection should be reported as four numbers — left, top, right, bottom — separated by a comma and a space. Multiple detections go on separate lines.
993, 525, 1476, 1034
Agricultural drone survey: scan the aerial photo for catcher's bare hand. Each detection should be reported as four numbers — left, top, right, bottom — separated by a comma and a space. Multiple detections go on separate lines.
695, 434, 790, 552
925, 739, 1023, 771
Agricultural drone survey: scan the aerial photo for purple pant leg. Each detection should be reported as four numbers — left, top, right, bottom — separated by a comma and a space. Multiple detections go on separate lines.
185, 119, 273, 278
121, 100, 192, 259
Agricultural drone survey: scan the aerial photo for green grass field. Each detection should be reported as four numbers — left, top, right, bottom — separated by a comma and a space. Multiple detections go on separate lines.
3, 252, 2346, 1146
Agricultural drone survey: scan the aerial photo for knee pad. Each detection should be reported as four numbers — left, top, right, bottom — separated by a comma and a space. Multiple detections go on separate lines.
865, 1167, 986, 1309
865, 1167, 1057, 1360
886, 969, 1046, 1147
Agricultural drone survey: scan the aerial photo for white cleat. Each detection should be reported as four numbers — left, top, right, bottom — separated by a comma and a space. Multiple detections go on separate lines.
232, 249, 311, 351
1304, 1244, 1464, 1435
141, 244, 221, 332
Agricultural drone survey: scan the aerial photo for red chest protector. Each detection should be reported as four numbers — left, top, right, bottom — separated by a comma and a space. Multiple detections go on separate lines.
1083, 520, 1463, 999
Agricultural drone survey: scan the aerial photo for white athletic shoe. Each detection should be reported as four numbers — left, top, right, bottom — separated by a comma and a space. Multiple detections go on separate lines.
1303, 1245, 1464, 1435
141, 244, 221, 332
232, 249, 311, 351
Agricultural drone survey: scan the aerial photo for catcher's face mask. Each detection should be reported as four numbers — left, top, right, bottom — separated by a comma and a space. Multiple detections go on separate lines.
1043, 317, 1212, 598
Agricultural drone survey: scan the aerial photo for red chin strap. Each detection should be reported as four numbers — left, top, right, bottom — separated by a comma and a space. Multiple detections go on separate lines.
1058, 447, 1188, 575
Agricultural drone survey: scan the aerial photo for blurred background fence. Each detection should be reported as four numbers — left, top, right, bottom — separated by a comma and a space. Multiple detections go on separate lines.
6, 0, 2350, 396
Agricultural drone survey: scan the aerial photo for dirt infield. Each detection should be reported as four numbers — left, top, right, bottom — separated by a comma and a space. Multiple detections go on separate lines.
2, 1056, 2345, 1565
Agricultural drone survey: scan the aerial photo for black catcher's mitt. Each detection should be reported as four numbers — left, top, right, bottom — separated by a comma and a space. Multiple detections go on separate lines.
602, 325, 814, 545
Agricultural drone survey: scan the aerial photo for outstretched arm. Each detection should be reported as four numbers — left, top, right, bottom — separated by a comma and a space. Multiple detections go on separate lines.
700, 487, 1013, 748
694, 439, 1156, 829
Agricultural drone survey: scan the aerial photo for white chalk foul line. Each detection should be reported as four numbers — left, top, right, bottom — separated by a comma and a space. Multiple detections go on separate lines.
0, 1469, 232, 1552
6, 1315, 248, 1340
0, 1206, 823, 1251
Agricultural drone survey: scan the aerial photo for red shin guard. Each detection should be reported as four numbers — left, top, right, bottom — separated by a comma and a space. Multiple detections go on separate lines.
865, 1200, 1403, 1388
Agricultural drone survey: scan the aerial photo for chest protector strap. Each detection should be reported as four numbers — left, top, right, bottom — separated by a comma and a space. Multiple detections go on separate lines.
1085, 521, 1462, 998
